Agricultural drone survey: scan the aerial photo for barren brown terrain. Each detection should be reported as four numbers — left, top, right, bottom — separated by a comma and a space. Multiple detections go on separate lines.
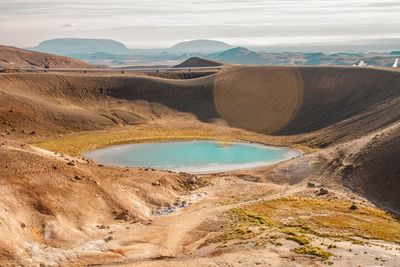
0, 48, 399, 266
0, 45, 95, 69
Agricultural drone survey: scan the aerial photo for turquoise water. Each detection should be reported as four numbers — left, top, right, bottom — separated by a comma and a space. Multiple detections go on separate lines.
84, 141, 301, 174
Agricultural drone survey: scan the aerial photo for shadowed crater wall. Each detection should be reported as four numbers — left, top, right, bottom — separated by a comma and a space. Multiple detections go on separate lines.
1, 66, 400, 143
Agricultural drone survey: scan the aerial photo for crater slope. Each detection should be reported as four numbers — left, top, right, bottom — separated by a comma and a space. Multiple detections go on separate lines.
2, 65, 400, 146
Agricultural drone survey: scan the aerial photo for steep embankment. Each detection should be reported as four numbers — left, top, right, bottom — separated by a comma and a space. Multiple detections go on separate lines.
213, 66, 400, 145
327, 123, 400, 211
0, 73, 216, 138
0, 45, 95, 69
1, 66, 400, 146
349, 128, 400, 211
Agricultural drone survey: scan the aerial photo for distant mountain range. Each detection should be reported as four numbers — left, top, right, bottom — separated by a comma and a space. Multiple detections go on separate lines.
208, 47, 400, 67
29, 38, 400, 67
31, 38, 231, 55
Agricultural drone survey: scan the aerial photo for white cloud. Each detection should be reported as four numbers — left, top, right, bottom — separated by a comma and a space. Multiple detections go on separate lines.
0, 0, 399, 48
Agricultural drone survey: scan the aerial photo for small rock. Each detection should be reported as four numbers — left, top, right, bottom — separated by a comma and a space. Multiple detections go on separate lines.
188, 175, 198, 184
180, 200, 188, 208
189, 184, 197, 190
316, 188, 329, 196
29, 131, 36, 135
20, 223, 26, 229
152, 181, 161, 186
67, 161, 75, 166
130, 218, 139, 224
307, 181, 316, 188
74, 175, 82, 181
104, 236, 113, 242
350, 204, 358, 210
114, 210, 130, 221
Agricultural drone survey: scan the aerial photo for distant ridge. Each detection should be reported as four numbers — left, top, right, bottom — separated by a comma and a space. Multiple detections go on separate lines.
26, 38, 400, 67
0, 45, 95, 69
174, 57, 223, 68
208, 47, 269, 65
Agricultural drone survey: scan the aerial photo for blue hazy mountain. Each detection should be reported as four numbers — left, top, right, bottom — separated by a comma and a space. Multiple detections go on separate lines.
31, 38, 131, 55
169, 39, 232, 54
31, 38, 232, 56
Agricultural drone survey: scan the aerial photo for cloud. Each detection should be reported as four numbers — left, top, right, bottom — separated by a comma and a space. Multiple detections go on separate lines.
1, 0, 400, 47
61, 22, 78, 27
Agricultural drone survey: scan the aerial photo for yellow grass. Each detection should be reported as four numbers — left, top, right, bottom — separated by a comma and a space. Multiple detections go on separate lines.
218, 197, 400, 260
243, 197, 400, 242
35, 125, 311, 156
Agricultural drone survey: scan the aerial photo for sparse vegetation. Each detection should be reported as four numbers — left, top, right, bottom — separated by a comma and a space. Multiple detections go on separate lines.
35, 125, 310, 156
220, 208, 271, 241
244, 197, 400, 242
229, 208, 271, 227
218, 196, 400, 254
292, 245, 332, 260
286, 234, 310, 245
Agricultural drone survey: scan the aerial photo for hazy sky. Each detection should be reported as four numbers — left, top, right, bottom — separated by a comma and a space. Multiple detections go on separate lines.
1, 0, 400, 48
